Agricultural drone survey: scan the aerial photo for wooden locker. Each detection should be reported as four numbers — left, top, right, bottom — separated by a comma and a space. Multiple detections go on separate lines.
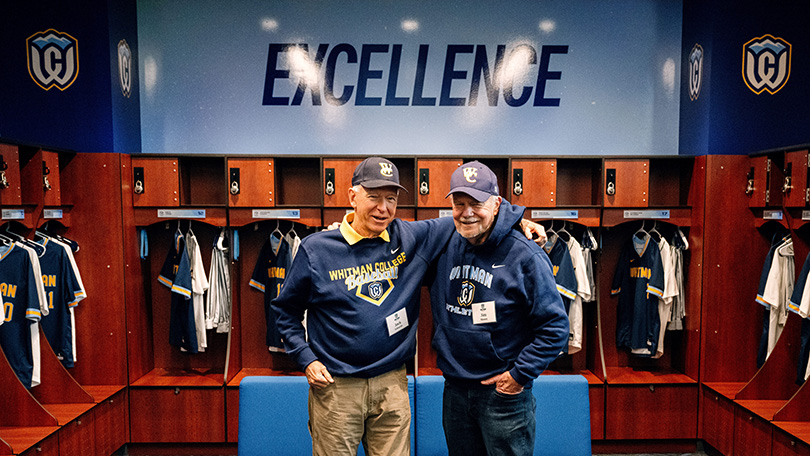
733, 405, 774, 456
701, 387, 736, 455
510, 159, 556, 207
603, 159, 649, 207
227, 158, 275, 207
773, 428, 810, 456
783, 150, 809, 207
131, 157, 179, 207
0, 144, 21, 205
323, 159, 362, 207
129, 388, 226, 443
605, 384, 697, 439
21, 149, 61, 206
748, 155, 783, 208
56, 411, 96, 456
416, 158, 462, 207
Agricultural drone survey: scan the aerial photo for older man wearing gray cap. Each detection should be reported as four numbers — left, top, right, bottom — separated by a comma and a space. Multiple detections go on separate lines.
273, 157, 545, 456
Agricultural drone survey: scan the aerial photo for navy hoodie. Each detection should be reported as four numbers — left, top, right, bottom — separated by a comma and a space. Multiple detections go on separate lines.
429, 199, 569, 386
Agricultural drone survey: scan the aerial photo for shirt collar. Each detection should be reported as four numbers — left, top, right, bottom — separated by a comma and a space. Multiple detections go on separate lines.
339, 212, 391, 245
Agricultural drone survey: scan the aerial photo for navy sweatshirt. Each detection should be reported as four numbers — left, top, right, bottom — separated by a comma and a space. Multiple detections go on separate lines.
429, 200, 569, 386
272, 214, 454, 378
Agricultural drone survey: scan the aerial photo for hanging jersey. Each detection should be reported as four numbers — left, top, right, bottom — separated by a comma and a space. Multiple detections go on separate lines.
0, 244, 42, 387
158, 232, 198, 353
37, 238, 85, 367
789, 252, 810, 318
566, 237, 591, 354
543, 235, 577, 310
50, 238, 86, 362
611, 234, 664, 356
250, 233, 292, 351
653, 237, 679, 359
757, 236, 793, 366
186, 232, 209, 352
206, 231, 231, 333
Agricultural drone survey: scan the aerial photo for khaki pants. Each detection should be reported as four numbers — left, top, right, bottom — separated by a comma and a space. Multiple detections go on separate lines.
308, 366, 410, 456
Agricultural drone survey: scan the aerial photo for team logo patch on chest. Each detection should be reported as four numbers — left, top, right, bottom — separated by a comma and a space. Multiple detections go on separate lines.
457, 280, 475, 306
356, 279, 394, 306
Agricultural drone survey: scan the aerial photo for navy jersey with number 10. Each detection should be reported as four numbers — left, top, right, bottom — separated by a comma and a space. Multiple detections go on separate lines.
0, 244, 42, 387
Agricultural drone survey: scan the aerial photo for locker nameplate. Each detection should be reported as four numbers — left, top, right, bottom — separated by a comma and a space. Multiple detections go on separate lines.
802, 210, 810, 221
43, 209, 63, 219
1, 209, 24, 220
623, 210, 670, 219
763, 210, 783, 220
531, 210, 579, 219
252, 209, 301, 219
157, 209, 206, 219
439, 210, 453, 218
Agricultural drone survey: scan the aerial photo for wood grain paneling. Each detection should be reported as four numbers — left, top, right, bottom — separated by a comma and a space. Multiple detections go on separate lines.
130, 388, 226, 443
227, 158, 275, 207
131, 157, 179, 207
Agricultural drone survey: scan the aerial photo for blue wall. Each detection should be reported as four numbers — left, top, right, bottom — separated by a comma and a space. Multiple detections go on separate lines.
679, 0, 809, 155
0, 0, 140, 153
0, 0, 806, 156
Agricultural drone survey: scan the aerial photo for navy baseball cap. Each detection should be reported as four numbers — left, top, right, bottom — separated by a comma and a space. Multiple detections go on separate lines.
352, 157, 407, 192
446, 161, 499, 202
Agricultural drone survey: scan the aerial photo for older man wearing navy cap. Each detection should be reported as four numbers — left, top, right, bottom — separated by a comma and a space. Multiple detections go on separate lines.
429, 161, 569, 456
273, 157, 547, 456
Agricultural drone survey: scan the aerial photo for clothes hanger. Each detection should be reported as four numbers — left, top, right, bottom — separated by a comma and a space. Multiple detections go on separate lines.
271, 219, 283, 239
287, 221, 299, 239
557, 221, 571, 242
35, 221, 80, 252
4, 224, 45, 256
633, 220, 649, 240
648, 221, 662, 242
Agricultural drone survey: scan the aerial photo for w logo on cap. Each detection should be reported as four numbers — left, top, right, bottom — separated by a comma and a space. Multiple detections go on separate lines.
379, 162, 394, 177
27, 29, 79, 91
463, 167, 478, 183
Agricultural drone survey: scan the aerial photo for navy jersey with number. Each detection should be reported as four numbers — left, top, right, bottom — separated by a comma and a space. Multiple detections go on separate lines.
38, 239, 85, 367
0, 244, 42, 387
158, 232, 197, 353
610, 234, 664, 356
250, 233, 292, 351
543, 236, 577, 312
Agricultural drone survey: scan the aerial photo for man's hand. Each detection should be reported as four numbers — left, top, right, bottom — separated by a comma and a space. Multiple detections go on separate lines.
305, 360, 334, 389
323, 221, 340, 231
481, 371, 524, 395
520, 219, 547, 246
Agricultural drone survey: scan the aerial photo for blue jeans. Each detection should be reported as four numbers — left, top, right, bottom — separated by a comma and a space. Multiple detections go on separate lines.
442, 381, 536, 456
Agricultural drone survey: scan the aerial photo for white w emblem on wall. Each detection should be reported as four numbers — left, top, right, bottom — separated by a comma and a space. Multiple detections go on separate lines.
27, 29, 79, 91
742, 35, 791, 95
118, 40, 132, 98
688, 44, 703, 101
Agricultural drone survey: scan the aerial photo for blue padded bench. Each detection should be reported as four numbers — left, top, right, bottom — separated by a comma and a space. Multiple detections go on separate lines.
238, 375, 414, 456
414, 374, 591, 456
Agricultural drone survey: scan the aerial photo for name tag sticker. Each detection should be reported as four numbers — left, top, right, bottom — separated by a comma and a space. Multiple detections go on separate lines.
386, 308, 409, 336
472, 301, 497, 325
